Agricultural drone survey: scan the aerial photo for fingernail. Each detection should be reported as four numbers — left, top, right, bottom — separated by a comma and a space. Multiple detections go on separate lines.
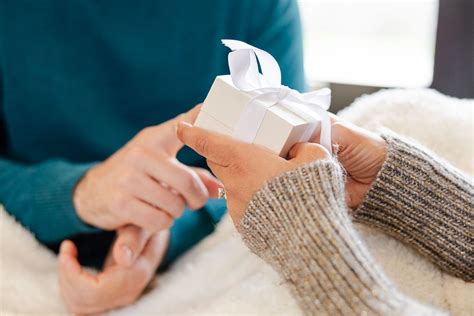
122, 245, 134, 265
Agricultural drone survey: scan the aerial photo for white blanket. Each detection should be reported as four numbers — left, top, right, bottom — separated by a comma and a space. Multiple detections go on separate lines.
1, 89, 473, 315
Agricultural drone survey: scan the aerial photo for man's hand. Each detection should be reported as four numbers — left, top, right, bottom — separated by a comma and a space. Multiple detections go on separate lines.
111, 167, 221, 267
58, 227, 169, 315
73, 105, 222, 234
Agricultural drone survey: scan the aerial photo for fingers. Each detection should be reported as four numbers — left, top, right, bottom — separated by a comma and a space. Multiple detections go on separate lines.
192, 167, 223, 199
58, 233, 166, 314
59, 240, 104, 314
141, 155, 209, 209
288, 143, 331, 164
310, 113, 342, 148
126, 173, 186, 218
177, 121, 243, 166
179, 104, 202, 124
58, 240, 81, 276
101, 231, 169, 306
141, 104, 203, 155
136, 230, 170, 271
122, 199, 173, 233
113, 225, 152, 267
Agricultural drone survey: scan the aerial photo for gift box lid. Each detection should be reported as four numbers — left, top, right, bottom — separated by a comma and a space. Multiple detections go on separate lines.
202, 75, 311, 132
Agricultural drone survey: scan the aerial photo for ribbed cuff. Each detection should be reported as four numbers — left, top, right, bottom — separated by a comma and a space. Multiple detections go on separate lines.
353, 135, 473, 281
239, 160, 441, 315
29, 160, 100, 243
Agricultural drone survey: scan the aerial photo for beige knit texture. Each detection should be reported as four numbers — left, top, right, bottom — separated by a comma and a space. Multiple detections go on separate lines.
354, 135, 473, 281
238, 135, 471, 315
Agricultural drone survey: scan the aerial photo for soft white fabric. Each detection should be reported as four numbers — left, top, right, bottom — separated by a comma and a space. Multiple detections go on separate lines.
1, 89, 473, 315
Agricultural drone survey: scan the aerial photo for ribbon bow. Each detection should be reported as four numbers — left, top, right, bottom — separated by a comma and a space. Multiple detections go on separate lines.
222, 39, 332, 153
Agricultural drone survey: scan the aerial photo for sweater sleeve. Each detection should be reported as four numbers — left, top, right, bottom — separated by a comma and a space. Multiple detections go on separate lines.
0, 58, 98, 244
0, 158, 100, 244
353, 135, 473, 281
239, 160, 445, 316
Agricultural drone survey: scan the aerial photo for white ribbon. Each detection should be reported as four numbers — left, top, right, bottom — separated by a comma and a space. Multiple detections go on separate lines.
221, 39, 332, 153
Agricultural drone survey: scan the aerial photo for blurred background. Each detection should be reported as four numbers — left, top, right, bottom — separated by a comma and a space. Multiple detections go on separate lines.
298, 0, 473, 112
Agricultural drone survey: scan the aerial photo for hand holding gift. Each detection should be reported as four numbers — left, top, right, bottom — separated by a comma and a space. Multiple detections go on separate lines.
187, 40, 388, 219
195, 40, 332, 157
177, 121, 330, 226
178, 113, 388, 225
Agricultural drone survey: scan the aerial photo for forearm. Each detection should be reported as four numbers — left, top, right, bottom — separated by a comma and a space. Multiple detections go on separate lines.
240, 161, 445, 316
0, 158, 99, 244
353, 135, 473, 281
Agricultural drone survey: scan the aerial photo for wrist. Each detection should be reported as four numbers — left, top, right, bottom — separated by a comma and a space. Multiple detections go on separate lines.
374, 136, 388, 174
72, 167, 97, 227
240, 159, 346, 246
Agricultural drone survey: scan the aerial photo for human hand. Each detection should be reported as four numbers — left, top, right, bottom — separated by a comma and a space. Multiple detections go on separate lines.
58, 226, 169, 315
177, 122, 330, 226
110, 167, 221, 267
73, 105, 223, 234
315, 116, 387, 208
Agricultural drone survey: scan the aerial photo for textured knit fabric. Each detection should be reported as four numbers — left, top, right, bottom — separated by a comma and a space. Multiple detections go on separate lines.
0, 0, 304, 266
353, 135, 473, 281
239, 135, 473, 315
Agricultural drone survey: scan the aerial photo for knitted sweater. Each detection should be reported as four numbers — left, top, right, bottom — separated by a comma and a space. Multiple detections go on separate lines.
239, 135, 473, 315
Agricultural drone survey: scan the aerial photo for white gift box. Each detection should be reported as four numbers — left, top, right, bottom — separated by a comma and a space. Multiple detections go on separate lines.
194, 40, 331, 158
195, 75, 320, 157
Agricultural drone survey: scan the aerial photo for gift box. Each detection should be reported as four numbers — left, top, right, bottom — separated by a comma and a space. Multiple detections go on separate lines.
195, 40, 332, 157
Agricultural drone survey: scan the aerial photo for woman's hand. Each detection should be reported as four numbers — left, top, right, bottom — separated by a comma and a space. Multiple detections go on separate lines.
58, 226, 168, 315
177, 122, 330, 226
318, 117, 387, 208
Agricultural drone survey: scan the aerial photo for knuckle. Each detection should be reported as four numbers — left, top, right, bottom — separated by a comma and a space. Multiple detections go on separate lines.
126, 145, 146, 163
173, 199, 186, 215
143, 213, 164, 233
333, 121, 351, 136
165, 197, 185, 217
182, 173, 199, 192
138, 126, 153, 139
217, 149, 235, 167
228, 161, 243, 174
175, 113, 185, 122
117, 169, 136, 189
176, 122, 186, 139
195, 137, 209, 155
155, 212, 173, 230
113, 193, 130, 210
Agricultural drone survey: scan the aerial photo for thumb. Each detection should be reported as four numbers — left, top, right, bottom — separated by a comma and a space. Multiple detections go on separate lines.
161, 104, 203, 155
192, 167, 223, 199
113, 225, 152, 267
58, 240, 81, 275
288, 143, 330, 164
180, 104, 202, 124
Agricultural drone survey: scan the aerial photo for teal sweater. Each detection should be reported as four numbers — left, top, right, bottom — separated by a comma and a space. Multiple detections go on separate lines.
0, 0, 304, 267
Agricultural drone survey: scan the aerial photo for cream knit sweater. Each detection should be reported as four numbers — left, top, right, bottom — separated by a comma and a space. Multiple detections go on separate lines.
239, 135, 473, 315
